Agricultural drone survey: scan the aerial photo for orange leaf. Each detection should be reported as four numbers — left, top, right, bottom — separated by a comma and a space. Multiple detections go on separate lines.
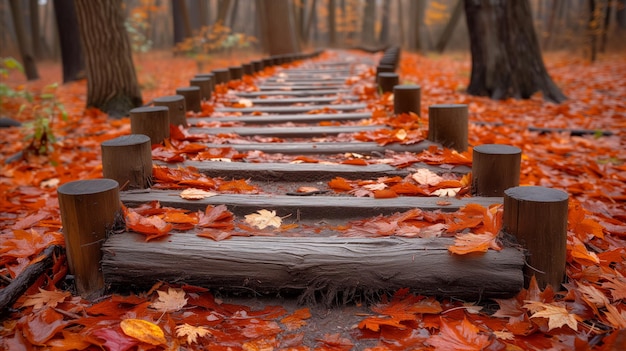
428, 317, 492, 350
328, 177, 353, 191
280, 308, 311, 331
373, 189, 398, 198
448, 232, 501, 255
120, 319, 167, 345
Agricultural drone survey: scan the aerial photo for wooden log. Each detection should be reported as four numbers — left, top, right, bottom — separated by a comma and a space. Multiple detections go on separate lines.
258, 85, 348, 91
229, 66, 243, 80
102, 234, 523, 302
58, 179, 120, 298
376, 64, 396, 75
130, 106, 170, 144
503, 186, 568, 289
191, 112, 371, 125
195, 73, 215, 96
265, 77, 348, 83
242, 63, 254, 76
153, 95, 188, 127
120, 190, 502, 218
198, 140, 437, 155
101, 134, 153, 190
261, 81, 344, 87
215, 103, 366, 114
228, 96, 358, 105
212, 68, 231, 84
427, 104, 468, 152
252, 60, 263, 72
188, 125, 384, 138
262, 58, 273, 68
0, 245, 62, 313
235, 89, 350, 97
158, 160, 470, 182
190, 77, 212, 101
471, 144, 521, 196
378, 72, 399, 93
175, 87, 201, 113
394, 85, 421, 116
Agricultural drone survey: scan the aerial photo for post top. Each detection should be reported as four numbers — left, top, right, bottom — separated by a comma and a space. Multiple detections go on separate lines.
101, 134, 150, 147
505, 186, 569, 202
393, 84, 421, 91
130, 105, 169, 114
58, 179, 119, 196
429, 104, 468, 109
190, 77, 211, 83
378, 72, 399, 78
474, 144, 522, 155
153, 95, 184, 103
175, 86, 201, 92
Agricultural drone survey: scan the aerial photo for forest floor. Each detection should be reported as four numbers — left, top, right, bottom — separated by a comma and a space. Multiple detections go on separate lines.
1, 50, 625, 350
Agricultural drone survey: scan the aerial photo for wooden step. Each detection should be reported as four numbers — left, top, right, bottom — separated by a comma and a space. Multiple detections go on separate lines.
197, 140, 437, 155
229, 96, 359, 105
191, 112, 371, 125
234, 89, 351, 97
214, 103, 366, 114
188, 125, 384, 138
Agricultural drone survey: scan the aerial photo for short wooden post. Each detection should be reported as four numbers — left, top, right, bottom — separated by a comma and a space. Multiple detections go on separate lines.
262, 58, 273, 68
195, 73, 215, 96
252, 60, 263, 72
378, 72, 399, 93
503, 186, 568, 289
130, 106, 169, 144
471, 144, 521, 196
58, 179, 120, 298
101, 134, 152, 190
212, 68, 231, 84
242, 63, 254, 76
376, 64, 395, 75
229, 66, 243, 80
153, 95, 187, 127
175, 86, 201, 113
427, 104, 468, 152
393, 85, 421, 116
190, 77, 212, 101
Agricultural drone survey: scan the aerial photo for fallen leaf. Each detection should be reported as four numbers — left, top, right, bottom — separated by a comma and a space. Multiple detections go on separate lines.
523, 301, 578, 331
151, 287, 188, 313
120, 319, 167, 346
20, 288, 70, 310
176, 323, 212, 344
280, 308, 311, 331
179, 188, 218, 200
244, 209, 282, 229
448, 232, 501, 255
411, 168, 443, 186
428, 317, 492, 350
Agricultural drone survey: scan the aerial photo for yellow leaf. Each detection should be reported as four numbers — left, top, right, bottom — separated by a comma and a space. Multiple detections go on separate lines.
120, 319, 167, 345
448, 232, 501, 255
411, 168, 443, 186
523, 301, 578, 331
176, 323, 212, 344
151, 287, 188, 313
244, 209, 282, 229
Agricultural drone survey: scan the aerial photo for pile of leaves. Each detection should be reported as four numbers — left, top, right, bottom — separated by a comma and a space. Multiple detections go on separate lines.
1, 50, 625, 349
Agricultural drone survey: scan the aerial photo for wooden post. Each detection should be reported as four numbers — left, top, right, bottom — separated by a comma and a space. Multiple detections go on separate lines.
471, 144, 521, 196
101, 134, 152, 190
58, 179, 120, 298
212, 68, 231, 84
252, 60, 264, 72
378, 72, 399, 93
190, 77, 212, 101
503, 186, 568, 289
427, 104, 468, 152
195, 73, 215, 97
229, 66, 244, 80
130, 106, 169, 144
393, 85, 421, 116
262, 58, 273, 68
242, 63, 254, 76
376, 64, 395, 75
175, 86, 201, 113
153, 95, 188, 127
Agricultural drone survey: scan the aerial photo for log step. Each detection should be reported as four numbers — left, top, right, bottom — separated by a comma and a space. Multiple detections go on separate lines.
215, 104, 366, 114
230, 96, 359, 105
234, 89, 351, 97
102, 234, 524, 301
197, 140, 437, 155
188, 125, 384, 138
120, 190, 502, 218
191, 112, 371, 125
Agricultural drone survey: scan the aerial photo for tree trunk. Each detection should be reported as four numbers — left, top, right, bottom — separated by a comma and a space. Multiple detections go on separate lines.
53, 0, 85, 83
378, 0, 391, 45
217, 0, 232, 24
172, 0, 192, 45
257, 0, 300, 55
8, 0, 39, 80
74, 0, 142, 118
302, 0, 317, 46
361, 0, 376, 46
408, 0, 427, 52
435, 0, 463, 53
328, 0, 337, 47
464, 0, 566, 103
618, 0, 626, 29
28, 0, 41, 58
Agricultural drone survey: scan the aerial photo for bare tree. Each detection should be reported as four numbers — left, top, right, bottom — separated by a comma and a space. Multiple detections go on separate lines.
257, 0, 300, 55
8, 0, 39, 80
74, 0, 142, 117
53, 0, 85, 83
464, 0, 566, 103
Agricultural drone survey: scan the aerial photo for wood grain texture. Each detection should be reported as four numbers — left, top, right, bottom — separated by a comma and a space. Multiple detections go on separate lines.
215, 104, 366, 114
102, 234, 524, 302
191, 112, 371, 125
188, 125, 384, 138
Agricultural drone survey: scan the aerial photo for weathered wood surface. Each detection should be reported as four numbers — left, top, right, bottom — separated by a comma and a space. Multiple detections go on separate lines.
188, 125, 384, 138
120, 190, 502, 218
197, 140, 438, 155
215, 104, 366, 114
155, 161, 471, 181
191, 112, 370, 125
234, 89, 350, 97
258, 85, 353, 91
102, 234, 524, 301
264, 77, 348, 83
229, 96, 359, 105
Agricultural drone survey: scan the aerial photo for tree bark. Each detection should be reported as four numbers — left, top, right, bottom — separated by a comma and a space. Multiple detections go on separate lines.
435, 0, 463, 53
328, 0, 337, 46
378, 0, 391, 44
361, 0, 376, 46
464, 0, 566, 103
408, 0, 427, 52
172, 0, 192, 45
257, 0, 300, 55
53, 0, 85, 83
74, 0, 142, 117
8, 0, 39, 80
29, 0, 41, 58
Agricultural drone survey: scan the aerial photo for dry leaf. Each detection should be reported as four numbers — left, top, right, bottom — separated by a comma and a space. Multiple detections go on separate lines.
432, 187, 461, 197
411, 168, 443, 186
493, 330, 515, 340
21, 288, 70, 310
151, 288, 188, 313
180, 188, 218, 200
120, 319, 167, 345
297, 186, 320, 193
244, 209, 282, 229
524, 301, 578, 331
238, 98, 253, 107
176, 323, 212, 344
